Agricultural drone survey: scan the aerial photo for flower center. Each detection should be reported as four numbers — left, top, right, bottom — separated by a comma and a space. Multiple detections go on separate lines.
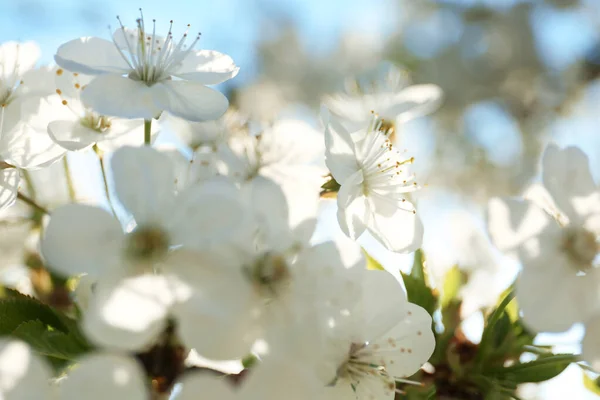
245, 252, 291, 299
126, 226, 170, 262
562, 227, 599, 273
80, 112, 112, 133
113, 11, 201, 86
333, 342, 396, 395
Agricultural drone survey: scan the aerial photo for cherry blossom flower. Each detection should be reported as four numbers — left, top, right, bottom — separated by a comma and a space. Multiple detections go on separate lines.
324, 113, 423, 252
321, 270, 435, 400
47, 70, 150, 152
41, 146, 248, 351
54, 13, 239, 122
323, 63, 443, 134
488, 144, 600, 332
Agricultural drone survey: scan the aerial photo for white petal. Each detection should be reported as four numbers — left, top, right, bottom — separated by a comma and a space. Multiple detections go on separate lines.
176, 375, 236, 400
173, 50, 240, 84
154, 80, 229, 122
1, 119, 67, 169
366, 197, 423, 253
41, 204, 124, 278
47, 120, 99, 151
168, 250, 255, 359
376, 303, 435, 378
487, 197, 551, 253
83, 275, 183, 351
384, 84, 444, 123
80, 74, 163, 120
111, 146, 176, 225
0, 42, 40, 82
54, 37, 131, 75
542, 144, 599, 221
169, 177, 249, 249
242, 361, 324, 400
59, 353, 147, 400
583, 315, 600, 372
242, 175, 290, 243
342, 269, 409, 342
337, 170, 367, 240
0, 339, 51, 400
324, 115, 359, 184
517, 257, 600, 332
0, 167, 19, 212
95, 119, 152, 152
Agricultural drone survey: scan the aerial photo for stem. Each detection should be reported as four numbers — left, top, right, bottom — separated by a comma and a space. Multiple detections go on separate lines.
62, 156, 76, 201
17, 192, 49, 215
93, 145, 117, 216
144, 119, 152, 145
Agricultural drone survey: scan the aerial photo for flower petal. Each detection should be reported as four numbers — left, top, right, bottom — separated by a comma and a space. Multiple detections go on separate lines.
0, 42, 40, 82
376, 303, 435, 378
384, 84, 443, 123
177, 375, 236, 400
324, 115, 359, 184
337, 171, 368, 241
111, 146, 176, 225
366, 197, 423, 253
542, 144, 600, 222
583, 315, 600, 372
0, 339, 52, 400
169, 177, 250, 249
172, 50, 240, 84
0, 167, 19, 212
54, 37, 131, 75
154, 80, 229, 122
487, 197, 550, 254
83, 274, 185, 351
80, 74, 163, 120
47, 120, 99, 151
58, 354, 147, 400
41, 204, 124, 278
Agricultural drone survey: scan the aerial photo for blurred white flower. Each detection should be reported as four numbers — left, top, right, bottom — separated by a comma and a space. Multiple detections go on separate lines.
41, 146, 248, 350
0, 339, 53, 399
323, 64, 443, 132
47, 70, 148, 152
324, 113, 423, 253
0, 339, 149, 400
196, 119, 326, 244
54, 15, 238, 122
0, 165, 19, 212
170, 236, 364, 360
162, 109, 246, 149
0, 42, 68, 169
488, 144, 600, 333
321, 270, 435, 400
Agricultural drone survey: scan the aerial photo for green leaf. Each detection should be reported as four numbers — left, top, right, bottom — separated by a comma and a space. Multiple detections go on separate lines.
476, 291, 515, 366
11, 320, 90, 369
492, 312, 511, 349
401, 272, 437, 316
0, 293, 68, 335
486, 354, 577, 383
364, 250, 385, 271
411, 249, 425, 281
583, 372, 600, 395
441, 266, 462, 309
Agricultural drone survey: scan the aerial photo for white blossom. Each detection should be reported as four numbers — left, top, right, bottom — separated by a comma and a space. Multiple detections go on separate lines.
47, 70, 149, 151
321, 270, 435, 400
54, 14, 239, 122
324, 113, 423, 252
488, 144, 600, 332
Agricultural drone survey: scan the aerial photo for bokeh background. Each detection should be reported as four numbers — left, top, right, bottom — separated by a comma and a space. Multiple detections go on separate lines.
2, 0, 600, 397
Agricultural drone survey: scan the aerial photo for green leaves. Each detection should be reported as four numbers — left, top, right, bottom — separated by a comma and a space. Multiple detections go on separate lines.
486, 354, 577, 384
401, 250, 436, 316
0, 291, 91, 369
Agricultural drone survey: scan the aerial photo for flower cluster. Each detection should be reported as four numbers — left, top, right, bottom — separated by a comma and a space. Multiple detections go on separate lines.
0, 12, 442, 400
488, 144, 600, 371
